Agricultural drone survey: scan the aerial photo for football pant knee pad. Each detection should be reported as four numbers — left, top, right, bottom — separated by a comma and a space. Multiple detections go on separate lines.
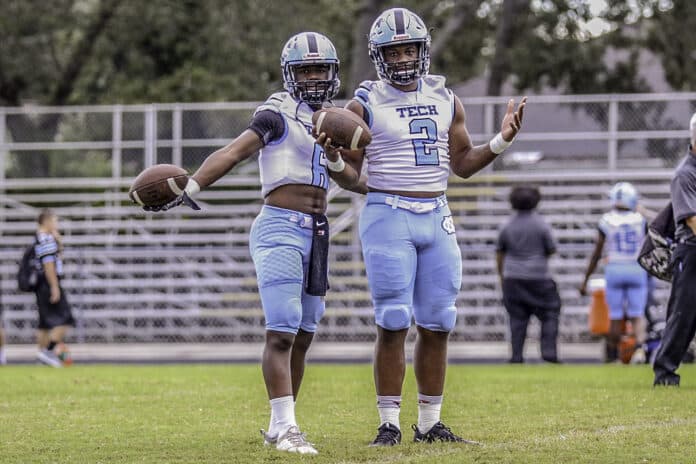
259, 282, 303, 334
375, 304, 412, 331
416, 306, 457, 332
299, 295, 326, 333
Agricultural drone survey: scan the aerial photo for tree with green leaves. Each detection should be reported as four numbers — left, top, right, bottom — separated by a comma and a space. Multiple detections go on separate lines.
1, 0, 693, 177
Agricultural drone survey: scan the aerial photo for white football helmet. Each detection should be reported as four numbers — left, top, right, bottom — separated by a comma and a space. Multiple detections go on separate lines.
280, 32, 340, 106
609, 182, 639, 210
368, 8, 430, 85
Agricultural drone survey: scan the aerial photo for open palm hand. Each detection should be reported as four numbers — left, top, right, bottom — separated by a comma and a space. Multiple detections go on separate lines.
500, 97, 527, 142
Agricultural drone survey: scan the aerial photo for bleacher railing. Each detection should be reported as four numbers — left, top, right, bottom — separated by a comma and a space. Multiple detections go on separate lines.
2, 93, 696, 180
0, 93, 693, 344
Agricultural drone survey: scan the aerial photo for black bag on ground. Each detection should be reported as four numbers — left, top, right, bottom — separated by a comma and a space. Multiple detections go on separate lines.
638, 202, 675, 282
18, 241, 39, 292
306, 213, 329, 296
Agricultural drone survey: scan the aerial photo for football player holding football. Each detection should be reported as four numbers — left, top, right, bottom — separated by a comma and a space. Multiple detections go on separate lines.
331, 7, 527, 446
153, 32, 355, 455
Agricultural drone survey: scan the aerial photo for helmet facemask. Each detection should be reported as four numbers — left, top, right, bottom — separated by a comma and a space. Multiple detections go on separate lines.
371, 42, 428, 85
284, 62, 339, 106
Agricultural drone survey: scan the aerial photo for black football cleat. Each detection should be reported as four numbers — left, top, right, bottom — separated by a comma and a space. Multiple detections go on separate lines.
653, 376, 680, 387
369, 422, 401, 447
412, 422, 480, 445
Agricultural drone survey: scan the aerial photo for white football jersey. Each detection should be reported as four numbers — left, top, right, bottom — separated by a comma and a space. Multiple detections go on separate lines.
354, 75, 456, 192
35, 231, 64, 276
255, 92, 328, 197
598, 210, 646, 263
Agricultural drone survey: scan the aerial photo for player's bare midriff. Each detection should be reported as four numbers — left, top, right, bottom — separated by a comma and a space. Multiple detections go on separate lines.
368, 187, 444, 199
265, 184, 327, 214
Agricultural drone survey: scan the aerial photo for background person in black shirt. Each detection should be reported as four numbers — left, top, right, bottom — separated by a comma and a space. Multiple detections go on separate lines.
496, 185, 562, 363
34, 209, 74, 368
653, 113, 696, 386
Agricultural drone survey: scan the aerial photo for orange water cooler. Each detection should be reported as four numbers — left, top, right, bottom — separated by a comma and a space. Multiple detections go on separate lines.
588, 278, 610, 336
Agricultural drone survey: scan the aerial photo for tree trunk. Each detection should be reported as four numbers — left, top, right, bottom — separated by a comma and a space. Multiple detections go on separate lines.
50, 0, 124, 105
430, 1, 479, 61
486, 0, 530, 96
345, 0, 385, 95
5, 115, 57, 177
4, 0, 123, 178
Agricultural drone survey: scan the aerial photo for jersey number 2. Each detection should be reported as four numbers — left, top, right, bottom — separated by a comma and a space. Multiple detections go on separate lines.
410, 118, 439, 166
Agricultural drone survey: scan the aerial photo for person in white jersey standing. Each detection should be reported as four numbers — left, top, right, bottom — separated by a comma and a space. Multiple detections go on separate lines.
150, 32, 356, 455
328, 7, 527, 446
580, 182, 648, 363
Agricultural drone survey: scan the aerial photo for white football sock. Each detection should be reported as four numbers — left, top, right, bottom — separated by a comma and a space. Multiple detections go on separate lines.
0, 348, 6, 365
269, 395, 297, 437
417, 393, 443, 432
267, 407, 275, 437
377, 395, 402, 430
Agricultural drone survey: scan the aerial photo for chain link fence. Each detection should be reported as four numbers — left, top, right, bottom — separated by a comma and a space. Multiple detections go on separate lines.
0, 93, 692, 345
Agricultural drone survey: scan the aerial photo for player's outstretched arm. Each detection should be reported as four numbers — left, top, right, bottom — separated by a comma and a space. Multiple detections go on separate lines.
148, 130, 264, 212
189, 130, 264, 190
450, 96, 527, 179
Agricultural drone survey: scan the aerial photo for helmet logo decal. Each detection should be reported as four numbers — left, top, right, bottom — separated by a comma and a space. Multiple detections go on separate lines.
373, 19, 386, 37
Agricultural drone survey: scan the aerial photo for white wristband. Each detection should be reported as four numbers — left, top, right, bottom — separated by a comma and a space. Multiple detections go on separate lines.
326, 156, 346, 172
184, 178, 201, 196
489, 132, 513, 155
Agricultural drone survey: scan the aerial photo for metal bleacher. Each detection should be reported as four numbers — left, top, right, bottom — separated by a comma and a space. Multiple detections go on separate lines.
0, 93, 692, 344
0, 170, 674, 344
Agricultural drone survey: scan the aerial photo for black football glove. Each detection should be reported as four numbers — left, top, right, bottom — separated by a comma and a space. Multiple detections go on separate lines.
143, 192, 201, 212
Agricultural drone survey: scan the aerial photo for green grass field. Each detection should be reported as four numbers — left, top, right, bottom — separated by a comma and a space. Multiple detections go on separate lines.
1, 363, 695, 463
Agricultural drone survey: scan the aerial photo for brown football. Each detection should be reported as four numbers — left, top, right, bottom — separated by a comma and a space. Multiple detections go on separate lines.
129, 164, 188, 207
312, 107, 372, 150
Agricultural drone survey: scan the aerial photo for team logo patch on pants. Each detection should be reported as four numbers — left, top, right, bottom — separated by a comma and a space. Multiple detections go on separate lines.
441, 215, 455, 234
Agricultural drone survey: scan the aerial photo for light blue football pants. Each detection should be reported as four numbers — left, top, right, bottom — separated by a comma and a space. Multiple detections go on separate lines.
359, 192, 462, 332
605, 262, 648, 320
249, 205, 325, 334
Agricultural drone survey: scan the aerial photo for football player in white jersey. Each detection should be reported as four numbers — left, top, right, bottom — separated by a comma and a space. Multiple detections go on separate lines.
580, 182, 649, 363
321, 7, 526, 446
153, 32, 356, 455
